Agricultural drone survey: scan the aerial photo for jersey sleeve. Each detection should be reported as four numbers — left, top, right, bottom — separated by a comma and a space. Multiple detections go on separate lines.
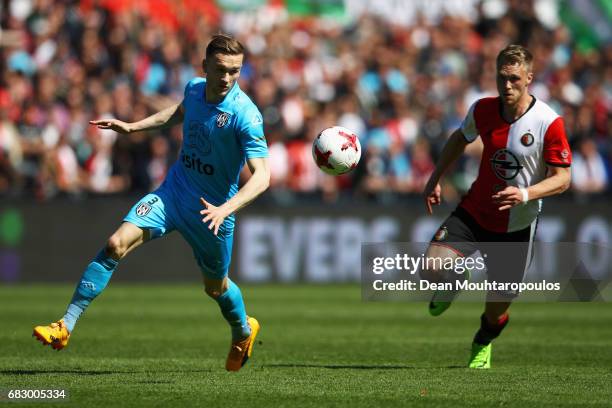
543, 116, 572, 167
182, 77, 204, 105
460, 101, 479, 143
236, 105, 268, 159
183, 78, 196, 98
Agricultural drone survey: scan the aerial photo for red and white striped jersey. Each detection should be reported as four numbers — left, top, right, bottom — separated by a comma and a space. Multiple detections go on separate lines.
459, 96, 571, 233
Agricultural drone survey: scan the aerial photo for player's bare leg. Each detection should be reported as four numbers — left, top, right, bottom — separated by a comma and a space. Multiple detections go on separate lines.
204, 276, 260, 371
484, 299, 512, 325
33, 222, 149, 350
107, 222, 151, 260
422, 244, 466, 316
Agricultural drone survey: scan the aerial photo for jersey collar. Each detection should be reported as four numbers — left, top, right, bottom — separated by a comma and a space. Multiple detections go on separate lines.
498, 95, 537, 124
204, 81, 239, 113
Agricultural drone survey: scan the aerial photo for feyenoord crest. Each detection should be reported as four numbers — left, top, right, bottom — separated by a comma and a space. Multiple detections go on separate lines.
434, 226, 448, 241
520, 132, 534, 146
216, 112, 231, 128
135, 202, 152, 217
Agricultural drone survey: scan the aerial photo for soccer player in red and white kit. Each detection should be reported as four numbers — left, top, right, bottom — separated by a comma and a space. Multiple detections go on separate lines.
421, 45, 571, 368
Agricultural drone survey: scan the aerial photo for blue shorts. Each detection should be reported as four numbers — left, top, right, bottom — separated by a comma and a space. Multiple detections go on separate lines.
123, 184, 234, 279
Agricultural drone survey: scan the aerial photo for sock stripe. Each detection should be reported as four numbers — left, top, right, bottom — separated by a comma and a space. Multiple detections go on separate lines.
474, 313, 510, 345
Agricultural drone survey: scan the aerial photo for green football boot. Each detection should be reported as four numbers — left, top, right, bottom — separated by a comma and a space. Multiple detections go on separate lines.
468, 342, 491, 369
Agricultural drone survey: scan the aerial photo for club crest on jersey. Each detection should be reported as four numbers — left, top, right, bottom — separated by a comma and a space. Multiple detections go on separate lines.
434, 226, 448, 242
135, 202, 152, 217
216, 112, 231, 128
520, 132, 534, 146
490, 149, 523, 180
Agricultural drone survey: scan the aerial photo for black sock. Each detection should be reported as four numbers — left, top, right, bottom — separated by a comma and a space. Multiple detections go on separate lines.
473, 313, 509, 345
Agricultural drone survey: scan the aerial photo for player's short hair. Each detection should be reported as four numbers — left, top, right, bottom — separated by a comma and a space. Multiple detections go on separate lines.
496, 45, 533, 71
206, 34, 244, 60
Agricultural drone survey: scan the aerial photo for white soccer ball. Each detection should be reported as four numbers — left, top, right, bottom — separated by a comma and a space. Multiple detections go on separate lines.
312, 126, 361, 175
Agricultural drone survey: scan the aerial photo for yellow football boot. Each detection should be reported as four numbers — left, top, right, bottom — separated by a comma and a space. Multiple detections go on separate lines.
33, 319, 70, 351
226, 316, 260, 371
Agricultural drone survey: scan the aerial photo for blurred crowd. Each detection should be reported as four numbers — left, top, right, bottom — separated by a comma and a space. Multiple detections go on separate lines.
0, 0, 610, 203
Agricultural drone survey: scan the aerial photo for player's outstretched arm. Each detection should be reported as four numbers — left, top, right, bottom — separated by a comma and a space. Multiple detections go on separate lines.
423, 128, 470, 214
493, 166, 571, 211
200, 157, 270, 235
89, 103, 184, 134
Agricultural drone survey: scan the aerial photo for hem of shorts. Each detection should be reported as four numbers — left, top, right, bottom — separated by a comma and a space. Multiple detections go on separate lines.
246, 153, 269, 159
197, 264, 229, 280
429, 242, 466, 258
122, 217, 149, 228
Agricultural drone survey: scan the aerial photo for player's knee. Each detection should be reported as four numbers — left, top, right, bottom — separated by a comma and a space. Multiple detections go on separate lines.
204, 286, 223, 299
105, 234, 128, 260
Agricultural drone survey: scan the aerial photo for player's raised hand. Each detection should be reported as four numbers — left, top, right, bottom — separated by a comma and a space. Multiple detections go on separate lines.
492, 186, 525, 211
200, 197, 230, 236
423, 181, 442, 215
89, 119, 132, 134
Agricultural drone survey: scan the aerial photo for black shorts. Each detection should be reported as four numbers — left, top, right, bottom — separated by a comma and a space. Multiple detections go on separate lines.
430, 207, 537, 298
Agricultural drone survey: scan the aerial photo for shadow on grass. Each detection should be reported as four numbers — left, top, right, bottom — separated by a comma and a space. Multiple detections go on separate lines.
2, 366, 469, 375
263, 363, 466, 370
0, 369, 211, 376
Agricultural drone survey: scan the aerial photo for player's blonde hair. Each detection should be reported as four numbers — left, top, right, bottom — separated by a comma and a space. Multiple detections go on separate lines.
496, 45, 533, 71
206, 34, 244, 59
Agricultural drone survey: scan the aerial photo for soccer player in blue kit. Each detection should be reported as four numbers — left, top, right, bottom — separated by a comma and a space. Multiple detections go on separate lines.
33, 34, 269, 372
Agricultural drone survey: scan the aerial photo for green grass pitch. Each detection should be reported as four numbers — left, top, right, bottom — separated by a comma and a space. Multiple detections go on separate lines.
1, 284, 611, 407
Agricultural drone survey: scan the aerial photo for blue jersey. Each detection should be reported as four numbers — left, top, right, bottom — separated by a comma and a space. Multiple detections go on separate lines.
163, 77, 267, 229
